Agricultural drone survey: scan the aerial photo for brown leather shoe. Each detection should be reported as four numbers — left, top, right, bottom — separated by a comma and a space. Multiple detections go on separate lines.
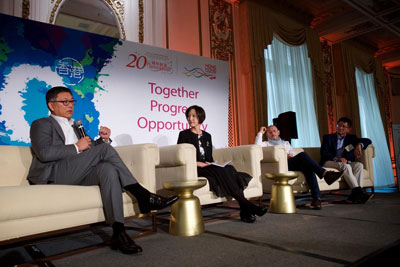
310, 198, 322, 210
324, 170, 344, 185
111, 232, 143, 254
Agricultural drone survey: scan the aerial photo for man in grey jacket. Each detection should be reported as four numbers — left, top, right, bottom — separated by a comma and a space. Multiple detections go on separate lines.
28, 86, 178, 254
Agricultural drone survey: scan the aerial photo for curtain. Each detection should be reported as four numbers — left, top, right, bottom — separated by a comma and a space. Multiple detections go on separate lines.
265, 38, 320, 147
338, 41, 389, 141
355, 68, 395, 188
242, 1, 328, 140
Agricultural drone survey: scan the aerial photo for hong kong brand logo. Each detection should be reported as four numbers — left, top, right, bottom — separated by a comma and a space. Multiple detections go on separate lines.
55, 57, 84, 85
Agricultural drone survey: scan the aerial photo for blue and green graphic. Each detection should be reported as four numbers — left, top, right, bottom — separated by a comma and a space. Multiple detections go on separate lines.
0, 13, 121, 145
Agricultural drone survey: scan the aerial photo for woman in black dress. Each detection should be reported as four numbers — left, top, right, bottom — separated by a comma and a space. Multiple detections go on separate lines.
177, 105, 267, 223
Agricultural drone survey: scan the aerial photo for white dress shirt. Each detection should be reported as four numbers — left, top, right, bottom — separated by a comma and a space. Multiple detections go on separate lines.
51, 114, 79, 152
255, 132, 296, 156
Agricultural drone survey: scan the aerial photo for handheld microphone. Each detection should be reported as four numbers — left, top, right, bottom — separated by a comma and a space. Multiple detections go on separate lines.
74, 119, 86, 139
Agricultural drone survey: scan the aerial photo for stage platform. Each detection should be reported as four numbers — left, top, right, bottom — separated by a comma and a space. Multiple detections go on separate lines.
1, 191, 399, 267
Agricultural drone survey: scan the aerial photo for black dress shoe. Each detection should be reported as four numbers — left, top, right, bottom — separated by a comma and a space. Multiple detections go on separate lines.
240, 211, 256, 223
111, 232, 143, 254
254, 206, 268, 217
310, 198, 322, 210
348, 187, 367, 204
139, 194, 179, 214
324, 170, 344, 185
361, 192, 374, 203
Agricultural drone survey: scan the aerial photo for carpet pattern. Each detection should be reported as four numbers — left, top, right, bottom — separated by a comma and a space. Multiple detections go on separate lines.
1, 192, 399, 267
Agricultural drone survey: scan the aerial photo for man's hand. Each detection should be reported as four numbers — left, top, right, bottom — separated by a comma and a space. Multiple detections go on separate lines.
287, 154, 294, 159
354, 143, 363, 159
259, 126, 267, 134
76, 136, 91, 152
338, 158, 348, 163
99, 126, 111, 142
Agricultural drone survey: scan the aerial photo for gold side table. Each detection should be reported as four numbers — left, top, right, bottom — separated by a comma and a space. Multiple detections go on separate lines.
265, 172, 298, 213
162, 179, 207, 236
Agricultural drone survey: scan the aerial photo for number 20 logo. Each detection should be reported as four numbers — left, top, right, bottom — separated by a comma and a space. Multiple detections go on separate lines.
126, 54, 147, 69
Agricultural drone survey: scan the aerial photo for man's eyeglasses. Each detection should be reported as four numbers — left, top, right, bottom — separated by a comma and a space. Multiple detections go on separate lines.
50, 100, 77, 106
336, 124, 349, 129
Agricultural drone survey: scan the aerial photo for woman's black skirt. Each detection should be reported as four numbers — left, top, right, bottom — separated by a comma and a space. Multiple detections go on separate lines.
197, 164, 252, 197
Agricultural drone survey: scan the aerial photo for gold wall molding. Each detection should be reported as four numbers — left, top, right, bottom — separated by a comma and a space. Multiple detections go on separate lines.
49, 0, 126, 39
139, 0, 143, 43
22, 0, 30, 19
198, 0, 202, 56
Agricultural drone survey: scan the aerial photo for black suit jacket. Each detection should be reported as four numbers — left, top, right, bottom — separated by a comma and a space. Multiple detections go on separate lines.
320, 133, 371, 165
177, 129, 213, 163
27, 116, 103, 184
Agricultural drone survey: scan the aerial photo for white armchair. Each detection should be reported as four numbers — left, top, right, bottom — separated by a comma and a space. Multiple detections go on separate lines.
0, 143, 159, 242
260, 145, 375, 193
156, 144, 264, 205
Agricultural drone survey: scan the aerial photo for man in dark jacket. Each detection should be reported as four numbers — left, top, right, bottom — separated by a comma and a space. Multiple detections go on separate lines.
320, 117, 372, 203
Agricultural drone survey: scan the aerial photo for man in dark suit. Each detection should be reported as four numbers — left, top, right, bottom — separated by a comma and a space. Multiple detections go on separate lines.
320, 117, 372, 203
28, 86, 178, 254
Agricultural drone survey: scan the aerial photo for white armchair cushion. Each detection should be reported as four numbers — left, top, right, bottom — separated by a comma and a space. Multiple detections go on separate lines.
0, 143, 159, 241
156, 144, 263, 205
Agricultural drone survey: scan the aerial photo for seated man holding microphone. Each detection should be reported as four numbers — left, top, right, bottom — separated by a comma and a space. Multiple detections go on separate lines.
28, 86, 178, 254
255, 125, 343, 209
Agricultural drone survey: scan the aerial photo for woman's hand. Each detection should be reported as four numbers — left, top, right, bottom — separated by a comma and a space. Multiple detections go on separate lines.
197, 162, 211, 167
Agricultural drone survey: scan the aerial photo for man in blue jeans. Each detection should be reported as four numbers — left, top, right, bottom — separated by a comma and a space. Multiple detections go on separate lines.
255, 125, 343, 209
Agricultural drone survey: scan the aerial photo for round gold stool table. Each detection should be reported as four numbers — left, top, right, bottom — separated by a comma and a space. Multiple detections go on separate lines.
265, 171, 298, 213
162, 179, 207, 236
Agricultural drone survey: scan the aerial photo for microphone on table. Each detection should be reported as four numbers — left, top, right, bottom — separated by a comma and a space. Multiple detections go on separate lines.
74, 119, 86, 139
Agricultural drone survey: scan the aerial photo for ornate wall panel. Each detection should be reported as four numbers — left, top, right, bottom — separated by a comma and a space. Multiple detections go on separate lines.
209, 0, 233, 61
321, 41, 336, 133
209, 0, 235, 146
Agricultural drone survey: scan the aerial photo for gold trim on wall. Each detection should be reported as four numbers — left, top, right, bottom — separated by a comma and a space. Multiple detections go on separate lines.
198, 0, 202, 56
22, 0, 30, 19
139, 0, 143, 43
49, 0, 127, 40
166, 0, 169, 49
